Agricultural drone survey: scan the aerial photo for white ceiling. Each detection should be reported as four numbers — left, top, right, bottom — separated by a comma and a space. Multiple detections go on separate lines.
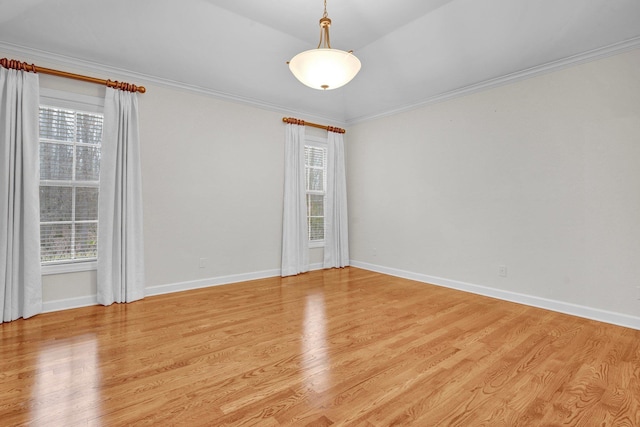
1, 0, 639, 124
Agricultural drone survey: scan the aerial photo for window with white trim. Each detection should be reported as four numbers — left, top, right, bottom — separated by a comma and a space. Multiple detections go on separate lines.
304, 138, 327, 246
39, 91, 103, 270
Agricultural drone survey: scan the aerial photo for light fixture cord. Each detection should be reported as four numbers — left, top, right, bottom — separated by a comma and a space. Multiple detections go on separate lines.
323, 0, 328, 18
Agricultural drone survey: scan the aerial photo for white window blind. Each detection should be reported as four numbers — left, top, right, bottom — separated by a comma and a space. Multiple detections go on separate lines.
305, 144, 327, 242
39, 105, 103, 264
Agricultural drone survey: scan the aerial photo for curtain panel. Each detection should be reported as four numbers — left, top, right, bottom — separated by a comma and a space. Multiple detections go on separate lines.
281, 123, 309, 277
323, 130, 349, 269
0, 66, 42, 322
97, 87, 145, 305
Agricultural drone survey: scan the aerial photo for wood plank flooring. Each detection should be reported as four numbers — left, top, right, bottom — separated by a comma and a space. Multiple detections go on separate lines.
1, 267, 639, 426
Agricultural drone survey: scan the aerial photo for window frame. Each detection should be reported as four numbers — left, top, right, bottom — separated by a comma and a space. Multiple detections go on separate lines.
304, 135, 327, 248
39, 89, 104, 276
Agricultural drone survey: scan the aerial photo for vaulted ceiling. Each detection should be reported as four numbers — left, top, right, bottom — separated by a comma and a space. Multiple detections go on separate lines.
1, 0, 639, 123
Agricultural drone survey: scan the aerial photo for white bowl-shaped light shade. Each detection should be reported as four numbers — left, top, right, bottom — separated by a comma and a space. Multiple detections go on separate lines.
289, 48, 361, 90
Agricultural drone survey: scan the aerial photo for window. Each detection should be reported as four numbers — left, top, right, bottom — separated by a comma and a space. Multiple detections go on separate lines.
38, 91, 104, 272
305, 139, 327, 246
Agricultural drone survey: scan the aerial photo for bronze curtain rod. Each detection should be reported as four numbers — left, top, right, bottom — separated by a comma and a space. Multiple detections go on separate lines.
282, 117, 345, 134
0, 58, 146, 93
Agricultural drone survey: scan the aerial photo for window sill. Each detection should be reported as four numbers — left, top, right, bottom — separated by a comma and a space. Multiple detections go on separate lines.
309, 240, 325, 249
42, 261, 97, 275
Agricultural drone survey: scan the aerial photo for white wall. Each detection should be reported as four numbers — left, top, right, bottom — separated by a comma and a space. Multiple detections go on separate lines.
140, 85, 285, 286
140, 86, 325, 289
347, 49, 640, 322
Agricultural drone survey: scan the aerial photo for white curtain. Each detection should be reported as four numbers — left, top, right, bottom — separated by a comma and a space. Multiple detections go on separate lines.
0, 66, 42, 322
323, 130, 349, 269
281, 123, 309, 276
97, 87, 145, 305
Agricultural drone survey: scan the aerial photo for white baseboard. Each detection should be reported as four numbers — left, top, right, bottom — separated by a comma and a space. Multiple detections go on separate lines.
147, 263, 325, 297
40, 263, 326, 313
42, 295, 98, 313
351, 260, 640, 331
40, 261, 640, 330
145, 268, 282, 297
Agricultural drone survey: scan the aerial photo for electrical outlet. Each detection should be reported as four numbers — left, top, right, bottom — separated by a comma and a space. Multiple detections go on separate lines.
199, 258, 207, 268
498, 265, 507, 278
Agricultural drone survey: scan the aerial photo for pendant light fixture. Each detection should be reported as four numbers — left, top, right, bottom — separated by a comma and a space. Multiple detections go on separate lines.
288, 0, 361, 90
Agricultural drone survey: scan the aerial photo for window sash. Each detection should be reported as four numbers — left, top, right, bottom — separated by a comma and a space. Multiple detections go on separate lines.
304, 140, 327, 244
39, 104, 103, 266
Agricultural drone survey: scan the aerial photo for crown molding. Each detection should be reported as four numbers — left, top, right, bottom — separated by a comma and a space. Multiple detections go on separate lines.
346, 36, 640, 125
0, 41, 348, 128
3, 37, 638, 129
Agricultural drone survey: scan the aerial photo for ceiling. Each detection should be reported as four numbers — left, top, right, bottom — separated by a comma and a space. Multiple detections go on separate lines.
1, 0, 639, 124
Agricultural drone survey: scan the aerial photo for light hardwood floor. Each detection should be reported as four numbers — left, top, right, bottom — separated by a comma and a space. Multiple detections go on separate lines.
1, 267, 639, 426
